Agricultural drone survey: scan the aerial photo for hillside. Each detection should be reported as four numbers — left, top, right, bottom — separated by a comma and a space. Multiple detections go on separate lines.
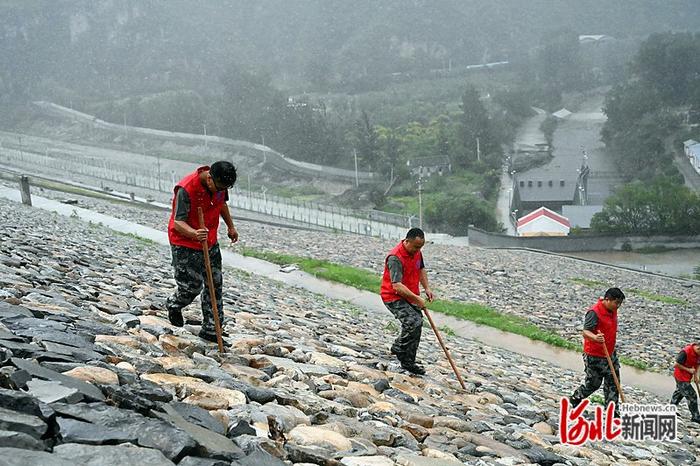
1, 182, 700, 464
2, 0, 700, 105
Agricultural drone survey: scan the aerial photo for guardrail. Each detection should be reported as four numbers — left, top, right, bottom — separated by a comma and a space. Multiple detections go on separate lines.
0, 143, 410, 239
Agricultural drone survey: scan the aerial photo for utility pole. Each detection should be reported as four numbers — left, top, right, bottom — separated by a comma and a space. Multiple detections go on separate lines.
476, 137, 481, 162
417, 168, 424, 229
157, 152, 162, 192
353, 149, 359, 187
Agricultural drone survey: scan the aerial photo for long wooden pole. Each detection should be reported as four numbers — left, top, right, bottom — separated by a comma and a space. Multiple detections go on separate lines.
600, 336, 624, 403
422, 307, 466, 390
197, 207, 225, 353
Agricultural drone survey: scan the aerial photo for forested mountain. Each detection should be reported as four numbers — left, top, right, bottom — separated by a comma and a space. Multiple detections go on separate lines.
2, 0, 700, 103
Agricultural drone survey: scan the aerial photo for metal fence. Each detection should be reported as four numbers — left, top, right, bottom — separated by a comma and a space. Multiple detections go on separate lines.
0, 142, 410, 239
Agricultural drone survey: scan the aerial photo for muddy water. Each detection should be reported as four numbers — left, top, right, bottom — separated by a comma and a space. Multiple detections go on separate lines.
570, 250, 700, 278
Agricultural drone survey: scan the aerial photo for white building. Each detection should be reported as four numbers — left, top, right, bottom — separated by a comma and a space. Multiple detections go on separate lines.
686, 142, 700, 174
516, 206, 570, 237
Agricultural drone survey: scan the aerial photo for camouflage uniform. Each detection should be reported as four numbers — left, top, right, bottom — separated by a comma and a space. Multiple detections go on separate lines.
671, 382, 700, 420
166, 243, 224, 338
385, 300, 423, 364
570, 352, 620, 410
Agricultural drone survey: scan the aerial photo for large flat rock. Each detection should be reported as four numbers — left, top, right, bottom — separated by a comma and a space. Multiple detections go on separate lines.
53, 443, 175, 466
0, 447, 73, 466
10, 358, 105, 401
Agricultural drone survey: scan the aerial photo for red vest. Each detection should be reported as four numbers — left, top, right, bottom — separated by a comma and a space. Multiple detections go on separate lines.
380, 241, 423, 303
167, 166, 226, 250
582, 299, 617, 358
674, 344, 699, 382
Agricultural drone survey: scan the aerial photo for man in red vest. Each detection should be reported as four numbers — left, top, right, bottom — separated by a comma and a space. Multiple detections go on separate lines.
569, 287, 625, 415
380, 228, 434, 375
166, 162, 238, 343
671, 343, 700, 423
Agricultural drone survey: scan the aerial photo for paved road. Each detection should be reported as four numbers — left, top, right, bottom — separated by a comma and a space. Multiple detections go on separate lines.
517, 94, 622, 207
495, 165, 515, 234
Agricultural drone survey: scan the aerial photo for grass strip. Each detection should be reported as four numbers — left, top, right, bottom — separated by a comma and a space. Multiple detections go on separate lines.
240, 247, 650, 370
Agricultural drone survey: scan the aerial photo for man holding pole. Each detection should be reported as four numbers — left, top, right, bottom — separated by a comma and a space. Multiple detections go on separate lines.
380, 228, 434, 375
569, 288, 626, 416
671, 343, 700, 423
166, 162, 238, 343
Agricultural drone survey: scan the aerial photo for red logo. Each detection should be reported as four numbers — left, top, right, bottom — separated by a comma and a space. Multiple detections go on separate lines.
559, 397, 621, 445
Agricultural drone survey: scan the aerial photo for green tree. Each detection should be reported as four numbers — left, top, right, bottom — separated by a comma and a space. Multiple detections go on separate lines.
220, 66, 281, 141
633, 32, 700, 105
458, 86, 500, 170
353, 111, 381, 172
537, 31, 586, 91
425, 192, 499, 234
591, 177, 700, 235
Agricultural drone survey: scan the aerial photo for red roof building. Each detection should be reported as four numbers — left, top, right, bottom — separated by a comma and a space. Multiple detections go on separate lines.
516, 206, 570, 237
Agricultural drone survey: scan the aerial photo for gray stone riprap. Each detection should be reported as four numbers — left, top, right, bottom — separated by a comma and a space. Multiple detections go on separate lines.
21, 182, 700, 372
1, 195, 700, 464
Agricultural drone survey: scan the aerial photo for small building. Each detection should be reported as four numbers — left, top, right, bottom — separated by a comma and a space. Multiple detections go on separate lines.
552, 108, 572, 119
516, 206, 570, 237
688, 143, 700, 173
562, 205, 604, 229
683, 139, 698, 157
579, 35, 614, 44
407, 155, 452, 177
512, 176, 576, 213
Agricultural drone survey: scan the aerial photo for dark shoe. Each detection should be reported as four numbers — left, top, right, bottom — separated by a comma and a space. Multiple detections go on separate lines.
401, 361, 426, 375
198, 328, 230, 341
168, 309, 184, 327
198, 329, 220, 344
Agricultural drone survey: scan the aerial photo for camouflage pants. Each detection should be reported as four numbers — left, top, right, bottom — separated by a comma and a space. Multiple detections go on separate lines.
385, 300, 423, 364
671, 381, 700, 419
570, 353, 620, 410
166, 244, 224, 335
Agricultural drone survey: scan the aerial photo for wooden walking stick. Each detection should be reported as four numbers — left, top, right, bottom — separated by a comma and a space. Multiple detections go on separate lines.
422, 306, 466, 390
600, 333, 625, 403
197, 207, 225, 353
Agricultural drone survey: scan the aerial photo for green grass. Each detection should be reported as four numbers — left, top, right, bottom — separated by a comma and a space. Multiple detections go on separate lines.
635, 245, 673, 254
239, 247, 382, 291
570, 278, 607, 288
240, 248, 652, 370
381, 195, 419, 215
626, 288, 687, 306
267, 184, 326, 200
113, 230, 157, 246
570, 278, 687, 306
589, 394, 606, 405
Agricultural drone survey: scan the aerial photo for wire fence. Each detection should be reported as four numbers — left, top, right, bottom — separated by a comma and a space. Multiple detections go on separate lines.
0, 141, 411, 239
